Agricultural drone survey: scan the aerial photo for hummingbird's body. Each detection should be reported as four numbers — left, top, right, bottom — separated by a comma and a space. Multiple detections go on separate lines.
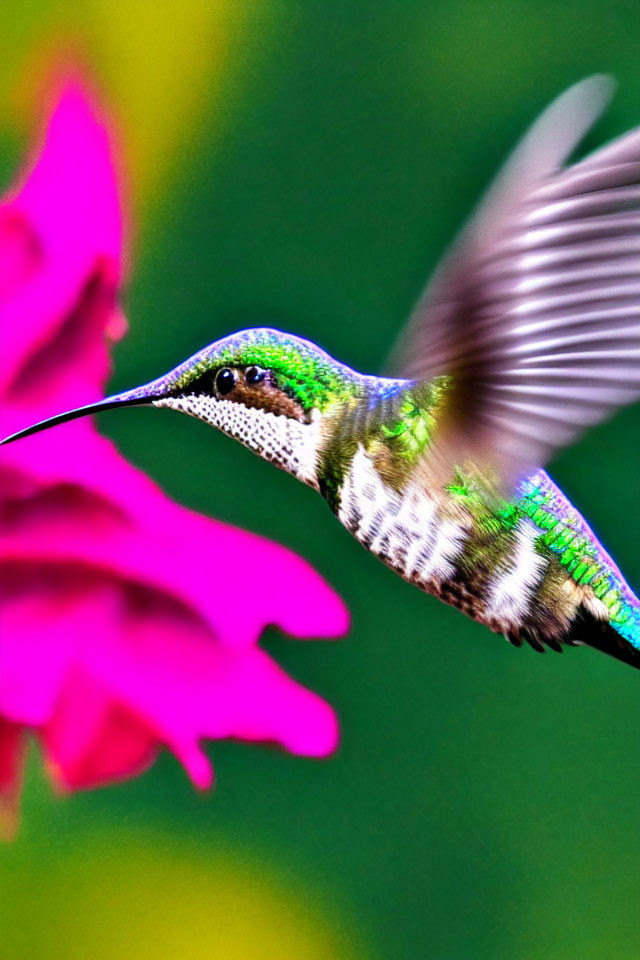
4, 77, 640, 668
165, 332, 638, 665
331, 422, 640, 662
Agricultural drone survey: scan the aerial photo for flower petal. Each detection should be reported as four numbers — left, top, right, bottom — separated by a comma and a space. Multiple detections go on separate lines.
33, 583, 339, 791
0, 592, 78, 725
1, 81, 122, 399
76, 587, 340, 774
2, 428, 350, 648
44, 672, 157, 791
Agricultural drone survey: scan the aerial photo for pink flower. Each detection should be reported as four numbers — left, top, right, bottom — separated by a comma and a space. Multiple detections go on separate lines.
0, 81, 348, 837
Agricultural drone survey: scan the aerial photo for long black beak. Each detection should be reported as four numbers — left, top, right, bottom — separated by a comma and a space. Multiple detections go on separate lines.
0, 382, 165, 446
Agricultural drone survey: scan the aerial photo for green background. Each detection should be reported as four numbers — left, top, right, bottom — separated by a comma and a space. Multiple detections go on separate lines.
1, 3, 639, 958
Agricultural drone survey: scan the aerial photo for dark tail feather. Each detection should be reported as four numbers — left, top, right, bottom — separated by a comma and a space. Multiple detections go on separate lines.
567, 610, 640, 670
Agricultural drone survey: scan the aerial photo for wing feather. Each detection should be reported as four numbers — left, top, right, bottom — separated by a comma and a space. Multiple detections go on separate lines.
388, 78, 640, 488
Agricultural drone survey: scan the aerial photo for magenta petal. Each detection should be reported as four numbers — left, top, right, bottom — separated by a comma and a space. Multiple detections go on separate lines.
2, 427, 350, 649
0, 720, 24, 796
44, 672, 157, 790
0, 210, 43, 301
190, 647, 341, 758
76, 592, 340, 775
40, 590, 338, 790
1, 81, 121, 398
0, 593, 78, 725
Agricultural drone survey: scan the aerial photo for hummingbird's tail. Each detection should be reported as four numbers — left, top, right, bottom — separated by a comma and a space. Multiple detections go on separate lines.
567, 607, 640, 670
518, 471, 640, 670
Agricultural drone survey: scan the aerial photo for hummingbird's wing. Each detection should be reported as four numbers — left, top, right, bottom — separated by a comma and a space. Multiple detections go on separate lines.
387, 76, 640, 491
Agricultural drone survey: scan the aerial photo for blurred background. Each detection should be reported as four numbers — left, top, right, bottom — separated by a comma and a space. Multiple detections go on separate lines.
1, 2, 639, 958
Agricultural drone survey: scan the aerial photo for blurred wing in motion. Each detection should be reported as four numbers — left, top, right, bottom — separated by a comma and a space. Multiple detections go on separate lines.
388, 76, 640, 491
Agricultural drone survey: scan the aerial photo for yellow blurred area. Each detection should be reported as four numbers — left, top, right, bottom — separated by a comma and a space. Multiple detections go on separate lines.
0, 829, 367, 959
0, 0, 261, 215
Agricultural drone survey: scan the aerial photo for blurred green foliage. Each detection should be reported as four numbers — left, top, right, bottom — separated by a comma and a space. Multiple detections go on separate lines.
1, 2, 639, 958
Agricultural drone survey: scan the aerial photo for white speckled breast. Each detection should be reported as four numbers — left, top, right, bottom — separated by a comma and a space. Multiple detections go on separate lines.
337, 447, 466, 587
154, 395, 323, 488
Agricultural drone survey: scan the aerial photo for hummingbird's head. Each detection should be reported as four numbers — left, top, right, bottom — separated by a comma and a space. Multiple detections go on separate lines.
1, 327, 363, 489
150, 327, 362, 486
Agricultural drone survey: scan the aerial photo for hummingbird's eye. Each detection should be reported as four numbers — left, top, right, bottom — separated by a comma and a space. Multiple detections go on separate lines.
215, 367, 236, 396
245, 365, 266, 385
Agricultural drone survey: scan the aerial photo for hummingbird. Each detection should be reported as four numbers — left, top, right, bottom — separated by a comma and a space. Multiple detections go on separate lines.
3, 77, 640, 668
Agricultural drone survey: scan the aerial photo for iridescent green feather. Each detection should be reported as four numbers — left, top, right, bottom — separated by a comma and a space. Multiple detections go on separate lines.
216, 337, 358, 412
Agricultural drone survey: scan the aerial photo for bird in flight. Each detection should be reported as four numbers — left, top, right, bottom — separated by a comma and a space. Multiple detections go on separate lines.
4, 77, 639, 668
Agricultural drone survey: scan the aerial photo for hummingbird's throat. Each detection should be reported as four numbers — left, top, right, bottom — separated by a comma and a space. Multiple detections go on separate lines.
154, 394, 323, 488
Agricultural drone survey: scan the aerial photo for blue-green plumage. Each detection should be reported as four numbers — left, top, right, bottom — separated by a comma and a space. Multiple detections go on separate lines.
518, 473, 640, 650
